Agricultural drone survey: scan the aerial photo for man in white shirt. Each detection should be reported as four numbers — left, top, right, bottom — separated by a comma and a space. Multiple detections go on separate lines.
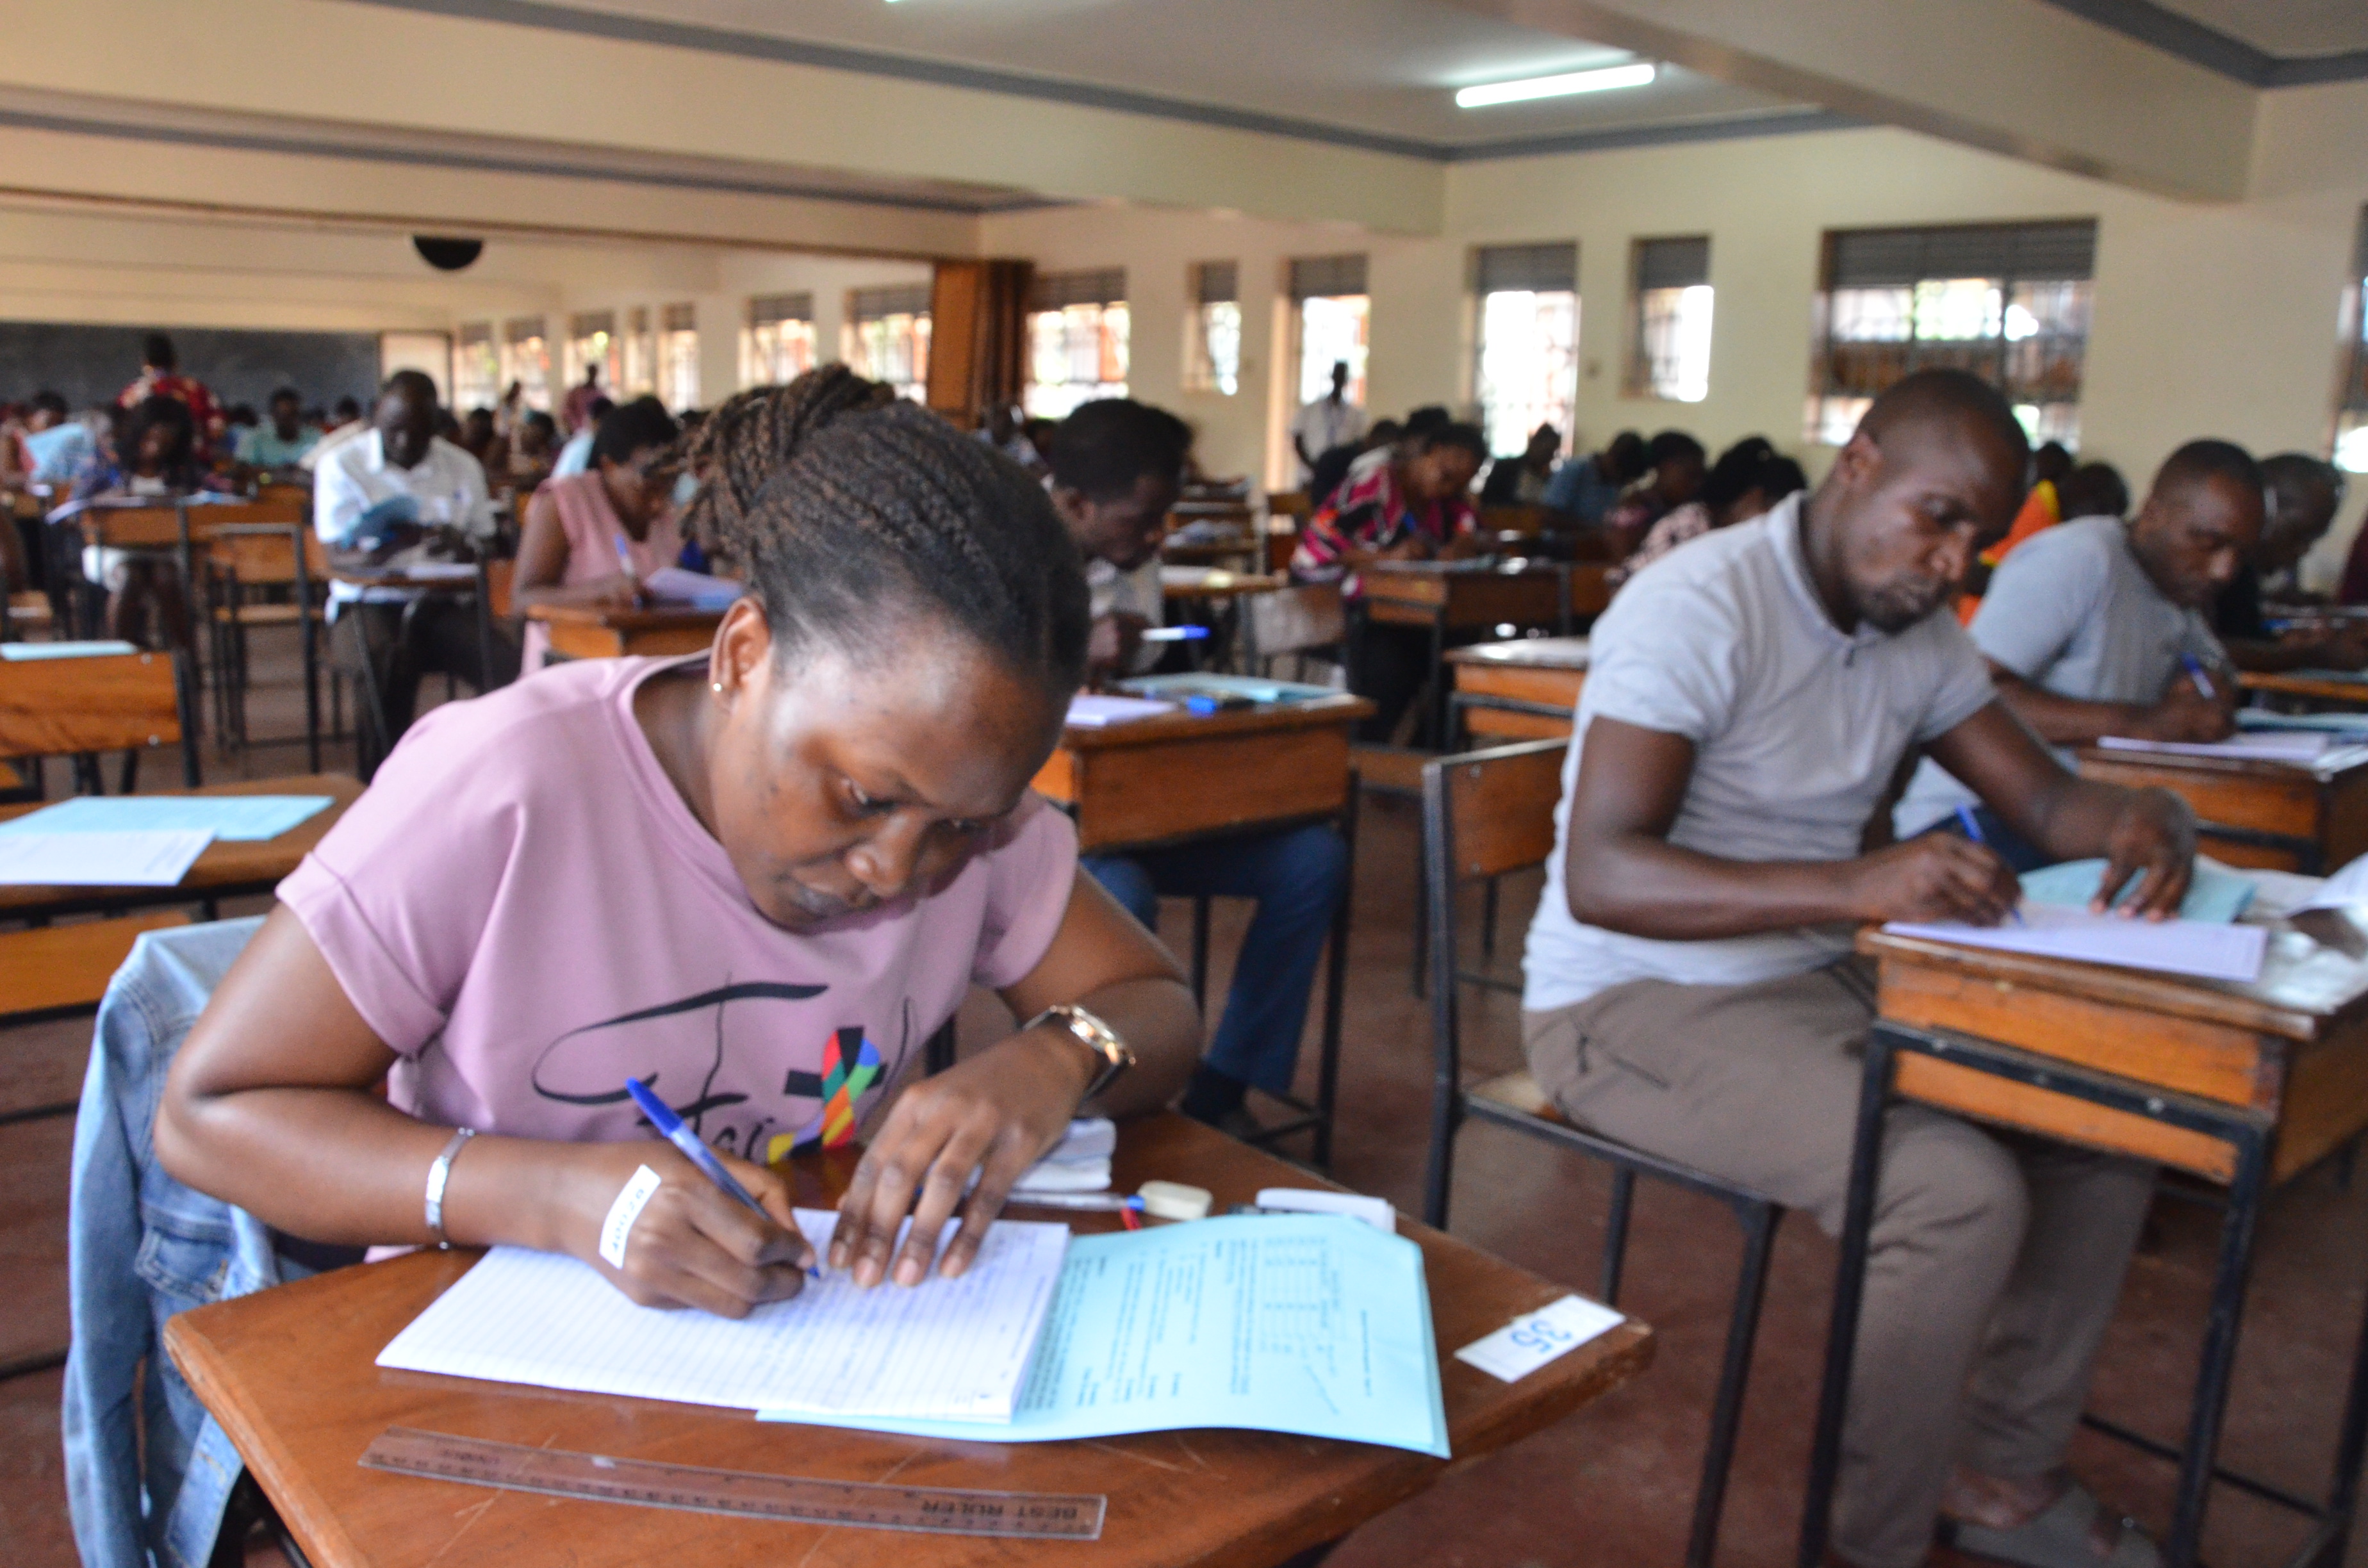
315, 371, 516, 772
1290, 361, 1367, 484
1524, 371, 2191, 1568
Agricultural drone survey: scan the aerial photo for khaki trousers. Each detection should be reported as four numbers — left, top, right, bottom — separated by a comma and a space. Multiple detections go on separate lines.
1525, 958, 2155, 1568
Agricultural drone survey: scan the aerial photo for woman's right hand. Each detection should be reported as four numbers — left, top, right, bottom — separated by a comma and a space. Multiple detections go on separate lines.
547, 1140, 814, 1316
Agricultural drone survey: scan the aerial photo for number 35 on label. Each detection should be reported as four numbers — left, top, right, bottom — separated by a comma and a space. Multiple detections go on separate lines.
1454, 1295, 1625, 1382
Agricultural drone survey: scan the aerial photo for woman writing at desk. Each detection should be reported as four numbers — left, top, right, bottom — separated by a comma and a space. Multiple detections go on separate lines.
158, 366, 1199, 1314
511, 396, 688, 671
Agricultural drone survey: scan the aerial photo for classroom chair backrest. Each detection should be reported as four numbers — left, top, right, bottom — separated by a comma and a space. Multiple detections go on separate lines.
1570, 563, 1615, 620
1267, 490, 1313, 522
205, 524, 318, 592
185, 500, 308, 532
254, 482, 312, 509
0, 649, 196, 784
83, 507, 186, 551
1244, 582, 1346, 661
1481, 504, 1550, 538
482, 556, 516, 619
1422, 738, 1567, 888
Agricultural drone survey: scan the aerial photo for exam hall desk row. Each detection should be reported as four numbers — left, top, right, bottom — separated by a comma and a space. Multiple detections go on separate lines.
1802, 900, 2368, 1568
2073, 738, 2368, 874
164, 1114, 1656, 1568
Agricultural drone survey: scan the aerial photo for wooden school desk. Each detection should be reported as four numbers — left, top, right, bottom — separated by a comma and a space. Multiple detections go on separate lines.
1361, 562, 1570, 749
1444, 636, 1588, 747
0, 773, 359, 924
525, 602, 727, 662
2074, 740, 2368, 872
2241, 669, 2368, 709
1159, 566, 1283, 603
164, 1113, 1654, 1568
1801, 913, 2368, 1568
1033, 692, 1370, 1162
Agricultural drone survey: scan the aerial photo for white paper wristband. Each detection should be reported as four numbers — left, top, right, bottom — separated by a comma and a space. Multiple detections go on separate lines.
598, 1164, 665, 1269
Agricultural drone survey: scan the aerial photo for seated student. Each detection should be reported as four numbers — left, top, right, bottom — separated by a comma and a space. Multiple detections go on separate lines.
315, 372, 520, 768
1541, 429, 1647, 525
2214, 454, 2365, 673
1049, 398, 1351, 1137
234, 386, 319, 478
513, 397, 686, 670
71, 394, 226, 648
1608, 438, 1801, 590
1958, 459, 2128, 623
506, 409, 561, 491
1304, 418, 1399, 513
1896, 441, 2258, 867
1600, 429, 1706, 549
1479, 423, 1560, 507
299, 396, 368, 475
1291, 421, 1486, 744
155, 366, 1197, 1314
117, 334, 222, 461
1524, 369, 2192, 1568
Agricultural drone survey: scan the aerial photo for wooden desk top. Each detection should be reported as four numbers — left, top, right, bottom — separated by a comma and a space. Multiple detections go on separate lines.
523, 602, 730, 634
1055, 692, 1372, 751
2241, 670, 2368, 706
165, 1115, 1653, 1568
1445, 636, 1591, 672
0, 773, 359, 918
1158, 567, 1282, 599
329, 566, 481, 592
2072, 740, 2368, 785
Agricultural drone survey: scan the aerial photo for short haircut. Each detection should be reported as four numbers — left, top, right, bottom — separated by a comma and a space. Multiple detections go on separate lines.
1647, 429, 1706, 469
1858, 369, 2030, 473
678, 365, 1089, 693
268, 386, 301, 409
1702, 437, 1778, 510
1758, 456, 1809, 502
2260, 452, 2344, 540
124, 393, 195, 472
591, 396, 680, 468
1048, 398, 1192, 503
29, 390, 67, 418
1418, 422, 1489, 463
1604, 430, 1648, 482
1402, 405, 1451, 438
2058, 462, 2130, 521
588, 396, 616, 423
2152, 439, 2262, 505
142, 333, 176, 370
332, 396, 361, 420
380, 369, 439, 411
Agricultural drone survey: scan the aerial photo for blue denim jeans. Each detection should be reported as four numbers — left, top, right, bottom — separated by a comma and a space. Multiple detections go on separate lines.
1083, 823, 1348, 1096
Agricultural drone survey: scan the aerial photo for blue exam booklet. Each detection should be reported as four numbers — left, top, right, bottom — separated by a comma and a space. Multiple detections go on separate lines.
0, 794, 333, 843
759, 1214, 1449, 1458
2019, 857, 2255, 924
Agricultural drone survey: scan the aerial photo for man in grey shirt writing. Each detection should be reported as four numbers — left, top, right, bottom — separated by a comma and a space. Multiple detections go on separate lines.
1522, 371, 2192, 1568
1896, 442, 2260, 860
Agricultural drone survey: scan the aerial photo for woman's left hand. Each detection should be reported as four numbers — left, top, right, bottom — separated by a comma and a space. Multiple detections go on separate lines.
829, 1025, 1093, 1287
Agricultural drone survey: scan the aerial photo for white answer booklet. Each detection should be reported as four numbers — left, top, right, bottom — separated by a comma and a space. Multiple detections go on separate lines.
377, 1211, 1067, 1421
1885, 902, 2267, 984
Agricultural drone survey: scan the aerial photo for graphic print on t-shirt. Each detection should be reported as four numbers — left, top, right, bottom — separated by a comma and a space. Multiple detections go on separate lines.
529, 980, 910, 1161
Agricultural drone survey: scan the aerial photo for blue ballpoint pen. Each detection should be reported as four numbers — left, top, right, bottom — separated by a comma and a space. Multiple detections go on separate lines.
2180, 653, 2217, 701
625, 1077, 820, 1277
1955, 804, 2028, 925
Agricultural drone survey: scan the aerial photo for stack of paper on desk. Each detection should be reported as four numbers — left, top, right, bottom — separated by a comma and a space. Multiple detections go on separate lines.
1884, 903, 2267, 983
0, 794, 331, 842
760, 1214, 1451, 1458
2097, 732, 2332, 762
642, 566, 742, 610
1064, 694, 1174, 727
378, 1212, 1067, 1421
0, 830, 211, 886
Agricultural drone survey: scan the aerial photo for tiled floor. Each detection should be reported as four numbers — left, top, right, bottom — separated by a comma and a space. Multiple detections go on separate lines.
4, 633, 2366, 1566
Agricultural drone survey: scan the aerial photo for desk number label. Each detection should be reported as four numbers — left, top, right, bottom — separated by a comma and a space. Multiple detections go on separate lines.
599, 1164, 665, 1268
1454, 1294, 1625, 1383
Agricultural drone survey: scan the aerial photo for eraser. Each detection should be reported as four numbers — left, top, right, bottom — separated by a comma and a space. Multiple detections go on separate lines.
1135, 1180, 1213, 1221
1253, 1187, 1395, 1232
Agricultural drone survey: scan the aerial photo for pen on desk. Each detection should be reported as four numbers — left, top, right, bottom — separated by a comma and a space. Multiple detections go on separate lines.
623, 1077, 820, 1278
1140, 625, 1210, 642
2180, 653, 2217, 701
1954, 804, 2028, 926
1005, 1191, 1146, 1229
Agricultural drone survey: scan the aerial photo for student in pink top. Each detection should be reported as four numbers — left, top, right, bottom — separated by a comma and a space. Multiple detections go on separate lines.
513, 396, 689, 671
156, 367, 1200, 1315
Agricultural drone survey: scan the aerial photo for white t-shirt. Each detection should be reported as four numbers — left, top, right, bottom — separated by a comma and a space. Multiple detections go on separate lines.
1087, 557, 1165, 675
1521, 494, 1998, 1012
1894, 516, 2224, 837
313, 431, 497, 606
1290, 396, 1368, 475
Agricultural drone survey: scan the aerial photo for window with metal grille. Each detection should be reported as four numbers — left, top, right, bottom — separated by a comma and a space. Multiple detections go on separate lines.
621, 307, 655, 399
1183, 261, 1240, 396
498, 316, 550, 411
564, 310, 620, 401
1629, 237, 1713, 404
454, 322, 500, 413
1289, 254, 1369, 409
846, 284, 933, 404
740, 293, 816, 389
1024, 269, 1128, 419
2336, 209, 2368, 474
1808, 220, 2097, 448
1474, 242, 1579, 456
658, 304, 699, 412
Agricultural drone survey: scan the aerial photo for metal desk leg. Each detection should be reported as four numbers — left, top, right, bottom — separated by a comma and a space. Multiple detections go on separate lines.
1313, 772, 1359, 1172
1797, 1022, 1898, 1568
2164, 1122, 2270, 1565
2311, 1214, 2368, 1567
343, 603, 395, 781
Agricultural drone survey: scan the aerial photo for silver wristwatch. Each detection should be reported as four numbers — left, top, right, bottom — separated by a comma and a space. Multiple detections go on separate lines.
1026, 1004, 1136, 1101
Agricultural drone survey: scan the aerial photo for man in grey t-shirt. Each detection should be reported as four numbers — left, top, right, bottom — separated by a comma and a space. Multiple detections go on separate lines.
1896, 442, 2261, 855
1522, 372, 2192, 1568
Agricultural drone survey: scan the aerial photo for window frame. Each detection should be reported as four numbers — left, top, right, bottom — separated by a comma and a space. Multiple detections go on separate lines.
1472, 242, 1580, 458
845, 284, 933, 404
2334, 208, 2368, 474
1626, 236, 1714, 404
1183, 261, 1241, 397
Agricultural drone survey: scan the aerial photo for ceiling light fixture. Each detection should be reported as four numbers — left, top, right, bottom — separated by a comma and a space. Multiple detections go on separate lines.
1455, 61, 1656, 109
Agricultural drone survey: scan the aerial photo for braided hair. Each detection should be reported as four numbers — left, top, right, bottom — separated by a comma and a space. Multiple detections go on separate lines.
677, 366, 1090, 694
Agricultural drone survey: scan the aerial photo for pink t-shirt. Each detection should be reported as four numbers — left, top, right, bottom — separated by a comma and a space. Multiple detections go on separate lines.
519, 472, 686, 671
278, 655, 1078, 1163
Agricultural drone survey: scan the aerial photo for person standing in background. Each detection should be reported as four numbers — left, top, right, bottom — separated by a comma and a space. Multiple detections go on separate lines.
561, 363, 605, 435
1290, 361, 1367, 485
117, 334, 221, 461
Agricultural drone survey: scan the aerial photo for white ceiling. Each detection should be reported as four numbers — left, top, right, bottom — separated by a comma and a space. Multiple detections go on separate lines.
2146, 0, 2368, 58
514, 0, 1812, 150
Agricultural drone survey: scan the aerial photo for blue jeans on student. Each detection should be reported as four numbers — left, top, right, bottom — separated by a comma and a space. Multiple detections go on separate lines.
1083, 824, 1349, 1097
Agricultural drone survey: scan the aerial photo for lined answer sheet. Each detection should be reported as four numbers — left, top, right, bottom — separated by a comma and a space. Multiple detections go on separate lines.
376, 1211, 1068, 1420
0, 829, 212, 886
1885, 902, 2267, 983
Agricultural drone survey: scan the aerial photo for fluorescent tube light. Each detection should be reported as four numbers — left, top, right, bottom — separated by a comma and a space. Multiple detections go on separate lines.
1456, 61, 1656, 108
